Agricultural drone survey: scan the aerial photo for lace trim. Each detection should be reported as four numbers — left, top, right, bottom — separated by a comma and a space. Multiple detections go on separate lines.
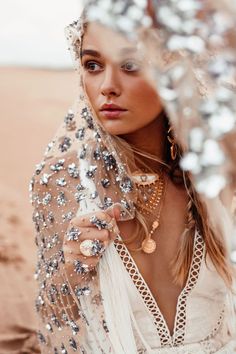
173, 231, 205, 345
114, 229, 205, 347
113, 237, 172, 346
202, 307, 225, 343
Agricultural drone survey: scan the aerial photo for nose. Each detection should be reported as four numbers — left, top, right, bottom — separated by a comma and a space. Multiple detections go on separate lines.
100, 66, 121, 98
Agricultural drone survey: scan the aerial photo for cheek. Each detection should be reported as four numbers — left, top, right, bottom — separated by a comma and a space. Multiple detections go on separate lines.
128, 79, 162, 118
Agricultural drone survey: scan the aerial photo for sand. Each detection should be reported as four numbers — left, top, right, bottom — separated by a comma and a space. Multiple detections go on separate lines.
0, 66, 77, 353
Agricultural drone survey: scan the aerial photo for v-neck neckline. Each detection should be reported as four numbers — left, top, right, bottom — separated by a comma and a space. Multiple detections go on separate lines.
113, 228, 205, 347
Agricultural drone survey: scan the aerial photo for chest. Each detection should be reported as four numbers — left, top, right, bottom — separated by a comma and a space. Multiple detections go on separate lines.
116, 184, 189, 333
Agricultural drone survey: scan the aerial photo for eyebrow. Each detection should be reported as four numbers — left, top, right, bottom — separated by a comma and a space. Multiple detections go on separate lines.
81, 47, 138, 59
80, 49, 101, 59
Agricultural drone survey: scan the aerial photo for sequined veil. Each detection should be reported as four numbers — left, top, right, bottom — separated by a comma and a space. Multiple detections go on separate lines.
29, 15, 149, 354
29, 5, 236, 354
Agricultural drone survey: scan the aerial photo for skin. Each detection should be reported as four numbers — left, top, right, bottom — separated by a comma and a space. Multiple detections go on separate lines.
64, 22, 189, 335
81, 22, 166, 165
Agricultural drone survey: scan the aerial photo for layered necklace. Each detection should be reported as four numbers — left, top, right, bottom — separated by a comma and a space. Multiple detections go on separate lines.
132, 169, 167, 254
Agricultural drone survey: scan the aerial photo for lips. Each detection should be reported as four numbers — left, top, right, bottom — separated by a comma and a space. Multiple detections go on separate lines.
100, 103, 127, 111
99, 103, 128, 119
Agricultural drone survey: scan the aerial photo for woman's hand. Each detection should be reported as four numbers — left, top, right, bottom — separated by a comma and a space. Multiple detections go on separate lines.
63, 207, 120, 287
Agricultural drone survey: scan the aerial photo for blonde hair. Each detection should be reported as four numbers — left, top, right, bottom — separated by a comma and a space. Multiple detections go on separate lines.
110, 114, 234, 288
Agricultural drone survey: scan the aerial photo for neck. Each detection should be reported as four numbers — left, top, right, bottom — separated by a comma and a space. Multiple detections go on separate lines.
120, 113, 167, 172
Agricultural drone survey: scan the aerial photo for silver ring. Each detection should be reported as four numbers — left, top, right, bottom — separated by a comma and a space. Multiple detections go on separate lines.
79, 239, 105, 257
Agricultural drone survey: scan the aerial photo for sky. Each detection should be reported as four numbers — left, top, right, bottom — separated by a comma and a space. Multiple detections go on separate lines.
0, 0, 83, 68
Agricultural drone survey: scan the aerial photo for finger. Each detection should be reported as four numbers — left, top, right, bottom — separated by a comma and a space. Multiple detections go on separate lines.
71, 211, 113, 228
79, 228, 109, 242
63, 252, 98, 272
64, 228, 110, 245
105, 204, 121, 221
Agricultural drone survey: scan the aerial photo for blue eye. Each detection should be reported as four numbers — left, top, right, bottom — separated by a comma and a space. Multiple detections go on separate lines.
121, 61, 140, 72
84, 61, 102, 72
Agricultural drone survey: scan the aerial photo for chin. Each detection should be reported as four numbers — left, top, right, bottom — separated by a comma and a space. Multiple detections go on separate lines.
99, 120, 133, 136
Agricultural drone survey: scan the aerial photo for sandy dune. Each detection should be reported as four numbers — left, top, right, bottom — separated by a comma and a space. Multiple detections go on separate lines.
0, 66, 77, 353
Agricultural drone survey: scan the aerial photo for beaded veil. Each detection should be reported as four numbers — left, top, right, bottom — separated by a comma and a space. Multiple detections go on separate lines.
29, 7, 236, 354
29, 16, 151, 354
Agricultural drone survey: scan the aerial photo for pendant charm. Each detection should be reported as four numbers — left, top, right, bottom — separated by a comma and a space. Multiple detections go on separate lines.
132, 172, 159, 186
142, 238, 156, 254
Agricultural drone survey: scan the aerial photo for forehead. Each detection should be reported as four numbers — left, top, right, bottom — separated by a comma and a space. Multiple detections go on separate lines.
82, 22, 139, 58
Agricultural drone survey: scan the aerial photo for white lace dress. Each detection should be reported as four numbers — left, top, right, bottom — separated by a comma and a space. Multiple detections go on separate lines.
106, 230, 236, 354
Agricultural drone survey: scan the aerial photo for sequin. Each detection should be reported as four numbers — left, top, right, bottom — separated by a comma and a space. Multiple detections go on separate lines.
79, 144, 87, 159
47, 211, 55, 224
66, 226, 82, 241
94, 131, 102, 142
52, 234, 59, 246
37, 331, 47, 344
46, 323, 53, 332
50, 159, 65, 172
35, 295, 45, 312
58, 249, 65, 264
102, 320, 109, 333
90, 215, 109, 230
42, 193, 52, 206
29, 177, 35, 193
35, 161, 45, 175
75, 286, 91, 298
75, 127, 85, 140
103, 197, 113, 209
86, 165, 97, 178
69, 338, 78, 351
119, 176, 133, 193
74, 260, 90, 275
91, 240, 106, 256
102, 150, 117, 170
62, 211, 75, 222
64, 110, 76, 131
51, 314, 62, 330
45, 141, 55, 155
84, 0, 150, 37
93, 147, 102, 160
68, 163, 80, 178
101, 178, 111, 188
57, 192, 67, 206
90, 191, 98, 199
61, 283, 71, 296
69, 321, 80, 335
61, 343, 68, 354
75, 192, 86, 203
59, 137, 72, 153
40, 173, 52, 186
56, 178, 67, 187
81, 107, 94, 129
76, 183, 85, 191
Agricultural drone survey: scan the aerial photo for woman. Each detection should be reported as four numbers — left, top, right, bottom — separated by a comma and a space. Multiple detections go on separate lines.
29, 11, 236, 354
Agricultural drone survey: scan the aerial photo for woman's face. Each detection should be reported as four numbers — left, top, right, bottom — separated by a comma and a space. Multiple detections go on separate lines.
81, 22, 163, 136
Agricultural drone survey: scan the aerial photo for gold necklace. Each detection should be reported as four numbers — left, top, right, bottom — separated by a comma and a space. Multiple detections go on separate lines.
132, 170, 166, 254
132, 171, 164, 216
